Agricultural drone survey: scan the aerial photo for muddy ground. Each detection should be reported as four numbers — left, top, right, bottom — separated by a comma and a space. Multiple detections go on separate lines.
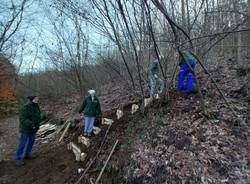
0, 103, 144, 184
0, 115, 79, 184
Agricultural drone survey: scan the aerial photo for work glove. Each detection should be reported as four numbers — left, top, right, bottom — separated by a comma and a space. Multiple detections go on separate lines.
31, 125, 39, 132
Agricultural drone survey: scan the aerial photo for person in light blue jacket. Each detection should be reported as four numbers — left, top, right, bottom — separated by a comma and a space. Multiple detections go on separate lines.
148, 57, 164, 98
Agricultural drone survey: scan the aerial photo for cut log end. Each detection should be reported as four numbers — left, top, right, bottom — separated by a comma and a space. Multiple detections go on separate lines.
116, 109, 123, 120
101, 118, 114, 125
93, 126, 101, 135
131, 104, 139, 114
78, 135, 91, 147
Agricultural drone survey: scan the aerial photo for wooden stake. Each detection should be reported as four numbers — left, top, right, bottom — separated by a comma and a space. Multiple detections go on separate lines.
59, 121, 71, 142
75, 123, 113, 184
56, 120, 69, 134
95, 140, 119, 184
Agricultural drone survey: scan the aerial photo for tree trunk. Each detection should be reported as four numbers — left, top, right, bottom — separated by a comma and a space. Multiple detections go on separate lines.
247, 0, 250, 58
185, 0, 190, 33
181, 0, 186, 28
234, 0, 242, 64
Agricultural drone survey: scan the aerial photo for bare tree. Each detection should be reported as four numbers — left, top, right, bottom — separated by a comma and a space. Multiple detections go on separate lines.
0, 0, 29, 52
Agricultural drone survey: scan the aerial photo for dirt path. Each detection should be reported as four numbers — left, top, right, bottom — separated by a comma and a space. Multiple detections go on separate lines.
0, 86, 139, 184
0, 116, 80, 184
0, 116, 19, 161
0, 104, 137, 184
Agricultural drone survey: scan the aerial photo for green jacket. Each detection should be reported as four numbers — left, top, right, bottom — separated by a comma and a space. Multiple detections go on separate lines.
79, 96, 101, 117
149, 59, 160, 75
19, 101, 41, 133
179, 50, 197, 65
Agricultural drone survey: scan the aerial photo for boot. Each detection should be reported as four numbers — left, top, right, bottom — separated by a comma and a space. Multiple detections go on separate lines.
16, 160, 25, 166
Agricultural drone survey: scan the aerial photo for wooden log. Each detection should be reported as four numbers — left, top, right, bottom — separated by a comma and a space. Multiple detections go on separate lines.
38, 124, 56, 131
37, 124, 57, 137
59, 121, 71, 142
67, 142, 73, 150
116, 109, 123, 120
93, 126, 101, 135
75, 122, 113, 184
36, 132, 56, 141
67, 142, 87, 162
144, 97, 152, 107
56, 120, 69, 134
131, 104, 139, 114
101, 118, 114, 125
78, 135, 90, 147
95, 140, 119, 184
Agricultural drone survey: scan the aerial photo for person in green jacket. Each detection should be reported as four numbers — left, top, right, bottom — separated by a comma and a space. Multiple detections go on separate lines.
15, 96, 41, 166
148, 55, 164, 98
79, 90, 101, 137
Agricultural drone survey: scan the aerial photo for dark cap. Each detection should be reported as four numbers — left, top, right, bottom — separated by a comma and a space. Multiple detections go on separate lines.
27, 96, 37, 101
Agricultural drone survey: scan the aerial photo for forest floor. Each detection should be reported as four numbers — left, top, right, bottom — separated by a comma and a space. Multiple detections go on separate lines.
0, 58, 249, 184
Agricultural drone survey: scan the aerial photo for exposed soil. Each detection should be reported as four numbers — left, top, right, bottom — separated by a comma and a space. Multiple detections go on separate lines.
0, 59, 249, 184
0, 116, 19, 162
0, 115, 79, 184
0, 102, 141, 184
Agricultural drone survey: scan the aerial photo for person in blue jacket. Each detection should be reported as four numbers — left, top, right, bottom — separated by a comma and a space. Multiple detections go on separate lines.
178, 50, 197, 93
148, 56, 164, 98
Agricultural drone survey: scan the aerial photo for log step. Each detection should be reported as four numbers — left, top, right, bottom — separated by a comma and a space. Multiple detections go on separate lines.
131, 104, 139, 114
78, 135, 91, 147
116, 109, 123, 120
93, 126, 101, 135
102, 118, 114, 125
67, 142, 86, 162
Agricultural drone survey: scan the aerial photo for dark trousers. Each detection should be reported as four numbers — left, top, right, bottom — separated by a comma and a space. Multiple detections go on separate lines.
15, 132, 36, 160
